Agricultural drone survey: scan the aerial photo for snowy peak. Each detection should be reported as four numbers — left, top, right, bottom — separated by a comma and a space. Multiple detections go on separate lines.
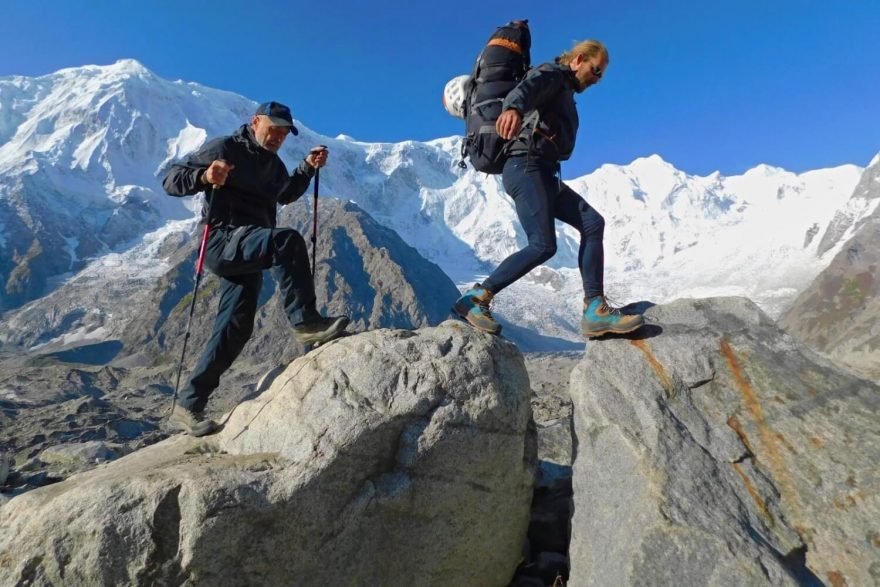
51, 59, 156, 85
100, 58, 155, 78
627, 153, 677, 173
744, 162, 788, 178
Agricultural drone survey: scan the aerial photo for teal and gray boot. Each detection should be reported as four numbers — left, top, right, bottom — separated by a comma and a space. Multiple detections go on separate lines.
581, 295, 644, 337
452, 284, 502, 335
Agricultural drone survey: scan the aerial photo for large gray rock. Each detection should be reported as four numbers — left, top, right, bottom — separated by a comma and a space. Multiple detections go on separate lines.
0, 321, 536, 586
569, 297, 879, 587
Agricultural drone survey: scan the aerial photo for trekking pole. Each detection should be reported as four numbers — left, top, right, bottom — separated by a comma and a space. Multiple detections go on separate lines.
309, 146, 327, 277
169, 183, 217, 416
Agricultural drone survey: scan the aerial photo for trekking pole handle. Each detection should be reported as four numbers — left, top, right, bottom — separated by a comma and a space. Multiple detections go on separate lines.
195, 184, 220, 275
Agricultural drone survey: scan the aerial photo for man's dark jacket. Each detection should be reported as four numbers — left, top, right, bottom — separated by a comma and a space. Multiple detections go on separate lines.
503, 61, 582, 163
163, 124, 314, 228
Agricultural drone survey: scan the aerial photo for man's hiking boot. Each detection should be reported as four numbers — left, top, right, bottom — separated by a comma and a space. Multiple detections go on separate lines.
581, 295, 644, 337
452, 284, 502, 335
169, 405, 219, 437
293, 315, 350, 346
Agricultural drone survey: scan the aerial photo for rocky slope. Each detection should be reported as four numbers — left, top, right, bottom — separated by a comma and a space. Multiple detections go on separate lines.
779, 156, 880, 381
0, 198, 463, 493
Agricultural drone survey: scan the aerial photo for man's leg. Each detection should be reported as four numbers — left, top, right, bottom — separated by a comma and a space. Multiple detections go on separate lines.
206, 225, 320, 323
267, 228, 349, 343
178, 272, 262, 412
267, 228, 320, 326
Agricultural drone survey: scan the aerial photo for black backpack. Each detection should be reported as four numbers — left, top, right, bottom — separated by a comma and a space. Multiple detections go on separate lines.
459, 20, 532, 174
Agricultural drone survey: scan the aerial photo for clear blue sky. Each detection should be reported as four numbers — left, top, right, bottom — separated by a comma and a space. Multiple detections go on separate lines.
1, 0, 878, 177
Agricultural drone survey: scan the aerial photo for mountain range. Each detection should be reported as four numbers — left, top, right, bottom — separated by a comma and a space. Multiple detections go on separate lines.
1, 59, 877, 352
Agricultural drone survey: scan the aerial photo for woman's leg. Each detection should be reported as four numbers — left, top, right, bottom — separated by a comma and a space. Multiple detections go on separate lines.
481, 156, 560, 294
554, 182, 605, 299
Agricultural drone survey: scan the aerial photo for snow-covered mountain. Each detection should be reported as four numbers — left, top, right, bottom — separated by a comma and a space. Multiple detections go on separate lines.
0, 60, 875, 348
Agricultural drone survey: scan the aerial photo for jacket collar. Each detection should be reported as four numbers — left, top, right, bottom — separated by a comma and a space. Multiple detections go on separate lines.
550, 60, 583, 93
233, 123, 273, 156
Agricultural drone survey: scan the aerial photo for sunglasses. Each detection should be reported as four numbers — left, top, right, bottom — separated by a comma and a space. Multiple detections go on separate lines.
591, 65, 603, 77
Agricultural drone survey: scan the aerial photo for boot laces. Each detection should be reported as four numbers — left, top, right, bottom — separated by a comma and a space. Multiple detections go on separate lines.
476, 296, 495, 318
600, 295, 623, 315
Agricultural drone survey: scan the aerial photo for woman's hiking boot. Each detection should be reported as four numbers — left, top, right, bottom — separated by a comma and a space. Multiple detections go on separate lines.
581, 295, 644, 337
452, 284, 502, 335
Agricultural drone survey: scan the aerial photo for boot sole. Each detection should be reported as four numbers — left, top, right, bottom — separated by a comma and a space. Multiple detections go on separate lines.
582, 319, 645, 338
187, 422, 220, 437
450, 306, 502, 335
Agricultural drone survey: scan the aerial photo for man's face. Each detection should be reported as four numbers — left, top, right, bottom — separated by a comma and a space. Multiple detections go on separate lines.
251, 115, 291, 152
571, 53, 608, 92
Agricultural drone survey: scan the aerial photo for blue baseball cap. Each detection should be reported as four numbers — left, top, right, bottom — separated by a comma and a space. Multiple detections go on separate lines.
255, 101, 299, 135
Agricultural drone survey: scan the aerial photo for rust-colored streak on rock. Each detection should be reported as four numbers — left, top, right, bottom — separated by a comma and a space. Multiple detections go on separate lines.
732, 462, 775, 526
776, 432, 798, 454
631, 339, 674, 396
827, 570, 848, 587
726, 415, 754, 454
721, 340, 802, 522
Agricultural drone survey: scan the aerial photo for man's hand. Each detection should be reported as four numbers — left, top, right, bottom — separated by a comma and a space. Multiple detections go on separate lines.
306, 145, 329, 169
496, 109, 523, 140
202, 160, 234, 186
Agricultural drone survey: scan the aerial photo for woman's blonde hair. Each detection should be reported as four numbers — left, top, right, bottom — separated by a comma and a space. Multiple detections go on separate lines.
557, 40, 609, 66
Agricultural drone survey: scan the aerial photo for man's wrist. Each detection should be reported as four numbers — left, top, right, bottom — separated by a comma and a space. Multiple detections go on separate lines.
301, 159, 317, 177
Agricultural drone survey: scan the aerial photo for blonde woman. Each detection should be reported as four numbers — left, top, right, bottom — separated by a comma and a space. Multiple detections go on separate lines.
453, 40, 644, 338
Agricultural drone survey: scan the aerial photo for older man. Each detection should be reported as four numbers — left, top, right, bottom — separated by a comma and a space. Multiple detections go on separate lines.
163, 101, 348, 436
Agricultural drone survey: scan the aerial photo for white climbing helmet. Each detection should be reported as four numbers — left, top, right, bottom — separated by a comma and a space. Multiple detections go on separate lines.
442, 74, 470, 119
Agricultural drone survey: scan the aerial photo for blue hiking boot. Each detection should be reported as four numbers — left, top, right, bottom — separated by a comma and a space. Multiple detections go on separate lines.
581, 295, 644, 337
452, 284, 502, 335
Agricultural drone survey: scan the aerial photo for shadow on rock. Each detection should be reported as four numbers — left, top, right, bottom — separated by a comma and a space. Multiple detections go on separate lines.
589, 323, 663, 342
